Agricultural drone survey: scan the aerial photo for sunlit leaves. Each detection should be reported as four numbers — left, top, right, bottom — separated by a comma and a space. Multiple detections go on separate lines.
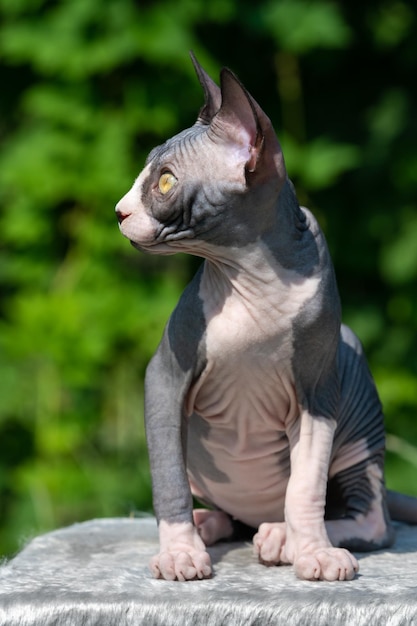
0, 0, 417, 556
262, 0, 351, 53
380, 211, 417, 284
282, 135, 360, 189
369, 1, 415, 48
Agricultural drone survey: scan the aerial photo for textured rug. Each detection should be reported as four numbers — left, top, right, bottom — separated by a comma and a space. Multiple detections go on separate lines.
0, 517, 417, 625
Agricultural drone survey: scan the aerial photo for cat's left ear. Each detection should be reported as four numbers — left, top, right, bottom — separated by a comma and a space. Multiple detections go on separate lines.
211, 68, 285, 182
211, 68, 264, 173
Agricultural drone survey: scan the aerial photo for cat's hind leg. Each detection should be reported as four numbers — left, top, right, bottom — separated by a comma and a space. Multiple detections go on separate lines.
193, 509, 234, 545
325, 455, 395, 551
253, 455, 395, 568
194, 509, 257, 546
253, 521, 287, 565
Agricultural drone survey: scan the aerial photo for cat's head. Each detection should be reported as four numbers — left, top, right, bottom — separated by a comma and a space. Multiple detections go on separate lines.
116, 54, 287, 257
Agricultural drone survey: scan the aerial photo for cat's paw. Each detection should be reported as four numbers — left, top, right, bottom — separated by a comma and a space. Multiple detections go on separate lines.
150, 547, 212, 581
253, 522, 287, 565
294, 547, 358, 581
193, 509, 234, 546
152, 519, 212, 581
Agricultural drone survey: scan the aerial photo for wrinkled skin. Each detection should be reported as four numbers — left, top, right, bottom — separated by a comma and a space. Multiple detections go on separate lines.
115, 56, 414, 582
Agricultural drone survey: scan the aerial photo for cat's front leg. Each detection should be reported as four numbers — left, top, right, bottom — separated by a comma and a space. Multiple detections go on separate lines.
145, 326, 212, 581
150, 520, 212, 581
284, 410, 359, 581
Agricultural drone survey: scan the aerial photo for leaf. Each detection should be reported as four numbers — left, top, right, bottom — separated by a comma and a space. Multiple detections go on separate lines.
380, 211, 417, 284
282, 135, 360, 190
262, 0, 351, 53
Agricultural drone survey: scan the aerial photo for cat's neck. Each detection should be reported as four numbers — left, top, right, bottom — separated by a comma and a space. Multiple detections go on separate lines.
199, 178, 321, 281
198, 186, 324, 315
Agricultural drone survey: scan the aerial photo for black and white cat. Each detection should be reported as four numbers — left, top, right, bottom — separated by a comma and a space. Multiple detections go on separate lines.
116, 54, 417, 582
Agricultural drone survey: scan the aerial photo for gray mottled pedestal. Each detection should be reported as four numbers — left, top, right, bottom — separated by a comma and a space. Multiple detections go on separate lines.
0, 517, 416, 625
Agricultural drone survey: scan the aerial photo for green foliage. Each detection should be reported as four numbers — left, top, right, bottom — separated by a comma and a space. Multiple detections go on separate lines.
0, 0, 416, 557
281, 135, 360, 190
262, 0, 352, 53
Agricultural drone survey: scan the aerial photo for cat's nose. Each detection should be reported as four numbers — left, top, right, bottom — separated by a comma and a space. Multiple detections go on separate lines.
115, 200, 130, 224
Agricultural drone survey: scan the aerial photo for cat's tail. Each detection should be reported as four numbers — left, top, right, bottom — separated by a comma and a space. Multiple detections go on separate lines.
387, 490, 417, 523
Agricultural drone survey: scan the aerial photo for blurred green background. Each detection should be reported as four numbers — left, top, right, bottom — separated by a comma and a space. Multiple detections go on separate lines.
0, 0, 416, 558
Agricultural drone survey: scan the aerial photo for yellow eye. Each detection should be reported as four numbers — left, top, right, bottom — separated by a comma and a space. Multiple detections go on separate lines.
158, 172, 178, 195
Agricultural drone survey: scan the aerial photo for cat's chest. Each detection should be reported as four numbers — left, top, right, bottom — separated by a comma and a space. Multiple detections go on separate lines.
184, 266, 320, 422
199, 266, 321, 359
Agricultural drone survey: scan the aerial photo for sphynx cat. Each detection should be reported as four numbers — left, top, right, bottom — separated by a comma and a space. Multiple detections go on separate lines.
116, 54, 417, 582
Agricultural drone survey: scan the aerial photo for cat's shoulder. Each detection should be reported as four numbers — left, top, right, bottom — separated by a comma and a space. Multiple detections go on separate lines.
162, 265, 207, 371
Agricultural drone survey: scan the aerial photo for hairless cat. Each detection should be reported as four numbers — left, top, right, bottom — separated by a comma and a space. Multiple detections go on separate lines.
116, 54, 417, 582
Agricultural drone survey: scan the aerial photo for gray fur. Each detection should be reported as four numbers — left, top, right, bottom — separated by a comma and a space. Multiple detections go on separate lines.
144, 341, 194, 524
144, 266, 209, 522
166, 265, 207, 373
1, 518, 417, 625
261, 180, 321, 275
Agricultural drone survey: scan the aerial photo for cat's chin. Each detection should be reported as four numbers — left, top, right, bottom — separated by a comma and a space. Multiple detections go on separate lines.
130, 240, 177, 256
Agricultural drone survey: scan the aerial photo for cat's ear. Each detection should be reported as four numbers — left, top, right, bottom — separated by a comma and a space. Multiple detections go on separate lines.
190, 52, 221, 125
212, 68, 285, 181
211, 68, 264, 173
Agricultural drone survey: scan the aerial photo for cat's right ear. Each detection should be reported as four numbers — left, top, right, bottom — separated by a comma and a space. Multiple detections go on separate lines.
190, 52, 222, 125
